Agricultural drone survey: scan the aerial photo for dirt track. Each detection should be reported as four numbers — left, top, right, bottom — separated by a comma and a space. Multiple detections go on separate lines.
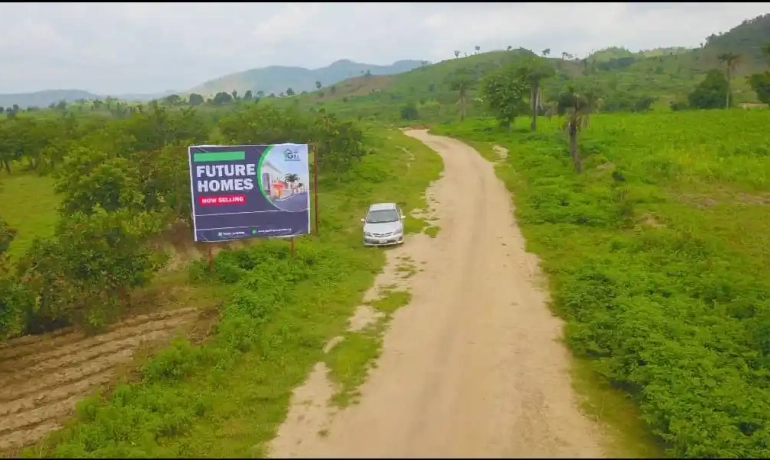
270, 130, 607, 457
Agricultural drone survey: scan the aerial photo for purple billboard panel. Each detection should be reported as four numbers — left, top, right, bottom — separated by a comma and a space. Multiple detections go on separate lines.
188, 144, 310, 242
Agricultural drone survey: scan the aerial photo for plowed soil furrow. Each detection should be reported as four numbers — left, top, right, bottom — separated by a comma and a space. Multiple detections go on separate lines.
0, 328, 171, 387
0, 311, 196, 370
0, 349, 135, 402
0, 395, 80, 434
0, 307, 197, 362
0, 369, 115, 418
0, 421, 61, 452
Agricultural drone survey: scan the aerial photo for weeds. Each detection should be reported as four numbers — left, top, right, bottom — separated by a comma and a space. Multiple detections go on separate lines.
435, 110, 770, 458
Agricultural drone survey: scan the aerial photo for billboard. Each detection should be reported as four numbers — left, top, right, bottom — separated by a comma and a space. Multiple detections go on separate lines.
188, 143, 311, 242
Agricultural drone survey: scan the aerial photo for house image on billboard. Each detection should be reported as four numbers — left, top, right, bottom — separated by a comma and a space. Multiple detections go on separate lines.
261, 159, 293, 199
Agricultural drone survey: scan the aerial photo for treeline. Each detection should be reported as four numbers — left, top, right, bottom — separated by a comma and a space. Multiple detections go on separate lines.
674, 42, 770, 110
0, 103, 369, 339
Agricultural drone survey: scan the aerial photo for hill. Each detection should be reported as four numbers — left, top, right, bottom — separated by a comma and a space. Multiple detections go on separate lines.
0, 90, 100, 110
274, 14, 770, 121
185, 59, 426, 97
0, 89, 178, 110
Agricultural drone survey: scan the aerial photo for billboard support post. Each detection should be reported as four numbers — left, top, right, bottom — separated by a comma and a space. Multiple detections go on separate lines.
312, 143, 319, 236
207, 246, 213, 273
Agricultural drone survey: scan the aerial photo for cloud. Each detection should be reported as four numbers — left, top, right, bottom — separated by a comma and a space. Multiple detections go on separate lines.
0, 2, 766, 94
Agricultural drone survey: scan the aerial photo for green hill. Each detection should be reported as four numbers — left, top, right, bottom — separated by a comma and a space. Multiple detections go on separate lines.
185, 59, 426, 98
273, 14, 770, 122
0, 90, 100, 110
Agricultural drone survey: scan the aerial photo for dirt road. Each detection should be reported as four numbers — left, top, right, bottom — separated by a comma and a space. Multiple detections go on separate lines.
270, 130, 606, 458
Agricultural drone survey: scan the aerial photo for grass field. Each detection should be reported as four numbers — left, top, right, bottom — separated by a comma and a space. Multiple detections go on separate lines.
433, 109, 770, 457
20, 128, 442, 458
0, 172, 60, 261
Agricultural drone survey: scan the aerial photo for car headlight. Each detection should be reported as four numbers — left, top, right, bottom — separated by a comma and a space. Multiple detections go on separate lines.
394, 228, 403, 235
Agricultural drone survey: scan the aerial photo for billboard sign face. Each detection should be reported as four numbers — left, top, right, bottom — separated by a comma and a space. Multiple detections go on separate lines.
188, 144, 311, 242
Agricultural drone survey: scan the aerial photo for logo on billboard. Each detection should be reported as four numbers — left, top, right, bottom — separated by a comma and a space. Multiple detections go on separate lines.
283, 148, 300, 162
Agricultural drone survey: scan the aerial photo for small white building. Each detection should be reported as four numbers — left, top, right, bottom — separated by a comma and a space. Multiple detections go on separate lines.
260, 160, 290, 199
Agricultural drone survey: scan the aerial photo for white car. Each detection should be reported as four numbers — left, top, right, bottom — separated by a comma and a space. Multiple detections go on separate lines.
361, 202, 405, 246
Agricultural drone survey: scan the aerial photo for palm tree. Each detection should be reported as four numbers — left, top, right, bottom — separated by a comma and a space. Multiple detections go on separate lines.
559, 85, 586, 173
717, 52, 742, 108
285, 173, 300, 193
448, 70, 475, 122
517, 59, 555, 132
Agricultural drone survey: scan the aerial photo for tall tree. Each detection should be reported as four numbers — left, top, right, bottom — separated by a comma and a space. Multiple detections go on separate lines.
542, 48, 551, 57
480, 64, 528, 130
556, 85, 586, 173
515, 58, 555, 132
474, 45, 481, 54
315, 81, 322, 90
454, 50, 460, 58
717, 52, 741, 108
447, 69, 475, 122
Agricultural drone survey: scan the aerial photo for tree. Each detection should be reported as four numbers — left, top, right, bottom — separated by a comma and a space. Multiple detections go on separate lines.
558, 85, 586, 173
447, 69, 475, 122
315, 81, 322, 90
232, 90, 239, 100
507, 45, 512, 51
18, 207, 166, 330
0, 216, 30, 339
286, 88, 295, 96
330, 85, 337, 95
717, 52, 741, 108
480, 64, 528, 129
400, 103, 419, 121
688, 69, 728, 110
256, 90, 265, 98
285, 173, 299, 192
748, 72, 770, 105
542, 48, 551, 57
164, 94, 181, 106
515, 57, 555, 131
474, 45, 480, 54
243, 90, 253, 101
213, 91, 233, 105
454, 50, 460, 58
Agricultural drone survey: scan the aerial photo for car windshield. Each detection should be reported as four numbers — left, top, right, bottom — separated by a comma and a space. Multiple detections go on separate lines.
366, 209, 400, 224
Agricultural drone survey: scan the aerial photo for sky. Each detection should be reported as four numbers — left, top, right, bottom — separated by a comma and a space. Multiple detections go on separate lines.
1, 2, 767, 95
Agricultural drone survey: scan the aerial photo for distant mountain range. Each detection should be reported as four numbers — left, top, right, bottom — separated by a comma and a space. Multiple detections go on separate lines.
184, 59, 425, 97
0, 59, 425, 109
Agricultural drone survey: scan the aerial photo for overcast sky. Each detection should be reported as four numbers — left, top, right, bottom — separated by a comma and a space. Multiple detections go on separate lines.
1, 2, 767, 95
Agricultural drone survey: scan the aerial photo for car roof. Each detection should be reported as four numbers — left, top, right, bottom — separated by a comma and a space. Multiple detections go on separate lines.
368, 202, 398, 211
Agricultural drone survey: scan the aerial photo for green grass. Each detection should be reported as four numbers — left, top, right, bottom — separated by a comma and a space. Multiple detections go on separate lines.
22, 128, 442, 458
433, 109, 770, 457
0, 172, 60, 260
325, 288, 413, 408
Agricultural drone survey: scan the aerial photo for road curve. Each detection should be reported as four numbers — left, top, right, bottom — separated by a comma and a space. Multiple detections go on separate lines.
270, 129, 606, 458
